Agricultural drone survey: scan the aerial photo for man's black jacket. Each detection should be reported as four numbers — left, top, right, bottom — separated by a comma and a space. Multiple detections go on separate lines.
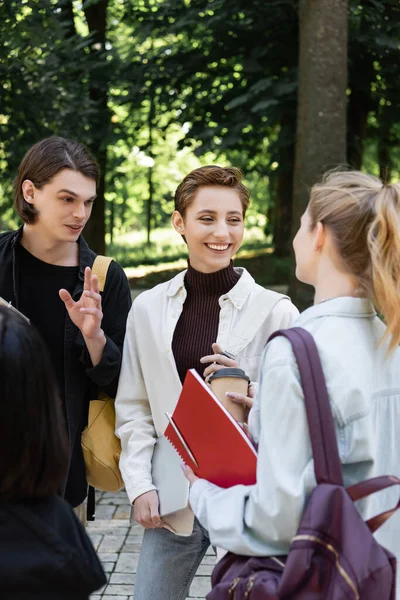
0, 228, 132, 506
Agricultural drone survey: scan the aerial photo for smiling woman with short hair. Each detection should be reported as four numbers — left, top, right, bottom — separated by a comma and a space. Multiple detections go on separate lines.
115, 165, 299, 600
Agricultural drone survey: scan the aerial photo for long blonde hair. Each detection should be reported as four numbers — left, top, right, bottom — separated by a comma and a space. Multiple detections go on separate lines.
308, 170, 400, 352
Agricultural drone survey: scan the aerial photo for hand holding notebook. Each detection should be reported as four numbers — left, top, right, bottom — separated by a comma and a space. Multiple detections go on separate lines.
164, 369, 257, 488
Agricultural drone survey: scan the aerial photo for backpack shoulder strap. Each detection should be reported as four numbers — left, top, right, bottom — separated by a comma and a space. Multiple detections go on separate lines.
91, 255, 114, 292
224, 289, 289, 357
269, 327, 343, 487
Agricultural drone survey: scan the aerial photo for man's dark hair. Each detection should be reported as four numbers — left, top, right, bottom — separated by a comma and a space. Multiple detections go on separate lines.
14, 136, 99, 224
0, 306, 69, 499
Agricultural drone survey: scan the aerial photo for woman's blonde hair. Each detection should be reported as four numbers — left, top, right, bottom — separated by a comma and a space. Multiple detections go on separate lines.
308, 170, 400, 352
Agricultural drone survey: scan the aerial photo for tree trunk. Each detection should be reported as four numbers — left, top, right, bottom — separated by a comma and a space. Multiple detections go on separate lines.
290, 0, 348, 309
108, 189, 115, 244
272, 133, 296, 259
84, 149, 107, 255
378, 125, 392, 183
346, 5, 375, 171
120, 187, 129, 233
57, 0, 76, 38
147, 92, 155, 246
347, 88, 370, 170
82, 0, 109, 255
56, 0, 108, 254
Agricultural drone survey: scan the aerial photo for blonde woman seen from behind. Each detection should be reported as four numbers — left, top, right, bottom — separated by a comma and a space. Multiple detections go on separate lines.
115, 166, 299, 600
184, 171, 400, 595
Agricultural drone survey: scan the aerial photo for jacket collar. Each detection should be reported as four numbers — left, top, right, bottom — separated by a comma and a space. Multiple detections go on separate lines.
224, 268, 255, 309
166, 270, 187, 297
76, 235, 93, 280
10, 226, 23, 248
166, 266, 255, 309
295, 297, 376, 327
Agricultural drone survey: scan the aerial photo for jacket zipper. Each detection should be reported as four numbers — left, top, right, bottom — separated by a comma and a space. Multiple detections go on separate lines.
229, 577, 240, 599
244, 574, 256, 597
228, 556, 284, 599
293, 534, 359, 599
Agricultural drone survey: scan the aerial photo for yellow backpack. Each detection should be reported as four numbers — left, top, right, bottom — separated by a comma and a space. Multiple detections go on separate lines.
81, 255, 124, 492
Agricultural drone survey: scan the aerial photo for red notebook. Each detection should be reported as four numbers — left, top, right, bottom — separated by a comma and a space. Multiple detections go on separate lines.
164, 369, 257, 488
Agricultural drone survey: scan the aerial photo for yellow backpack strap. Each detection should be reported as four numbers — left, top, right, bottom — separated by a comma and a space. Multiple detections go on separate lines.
91, 255, 114, 292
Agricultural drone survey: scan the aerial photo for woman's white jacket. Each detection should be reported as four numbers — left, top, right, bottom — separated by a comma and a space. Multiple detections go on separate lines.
115, 268, 298, 533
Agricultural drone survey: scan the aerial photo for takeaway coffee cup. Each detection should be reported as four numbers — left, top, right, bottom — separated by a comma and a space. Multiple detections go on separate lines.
209, 368, 250, 423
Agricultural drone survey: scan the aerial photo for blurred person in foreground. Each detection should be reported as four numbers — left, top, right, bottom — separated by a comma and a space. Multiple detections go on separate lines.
0, 305, 106, 599
0, 137, 132, 520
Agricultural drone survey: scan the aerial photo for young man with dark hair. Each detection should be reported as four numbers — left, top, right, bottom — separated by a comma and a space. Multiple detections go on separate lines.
0, 137, 132, 517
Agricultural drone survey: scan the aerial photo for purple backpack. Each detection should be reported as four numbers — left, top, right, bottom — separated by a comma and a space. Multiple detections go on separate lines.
208, 327, 399, 600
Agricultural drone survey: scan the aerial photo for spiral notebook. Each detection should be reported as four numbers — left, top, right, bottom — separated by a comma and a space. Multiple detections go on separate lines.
164, 369, 257, 488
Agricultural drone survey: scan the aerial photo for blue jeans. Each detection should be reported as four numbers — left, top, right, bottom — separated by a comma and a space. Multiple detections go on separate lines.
133, 518, 210, 600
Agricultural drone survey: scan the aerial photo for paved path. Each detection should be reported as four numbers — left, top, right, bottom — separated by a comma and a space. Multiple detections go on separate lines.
89, 490, 213, 600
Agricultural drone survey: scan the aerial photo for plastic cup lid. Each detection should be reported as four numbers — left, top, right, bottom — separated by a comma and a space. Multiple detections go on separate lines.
209, 368, 250, 382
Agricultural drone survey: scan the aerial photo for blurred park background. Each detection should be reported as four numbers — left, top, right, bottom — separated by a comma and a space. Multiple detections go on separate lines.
1, 0, 400, 305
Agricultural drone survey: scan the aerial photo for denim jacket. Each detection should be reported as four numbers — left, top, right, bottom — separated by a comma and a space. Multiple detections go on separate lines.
190, 297, 400, 587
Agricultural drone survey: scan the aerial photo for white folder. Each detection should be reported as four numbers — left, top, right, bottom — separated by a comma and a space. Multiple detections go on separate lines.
151, 435, 190, 517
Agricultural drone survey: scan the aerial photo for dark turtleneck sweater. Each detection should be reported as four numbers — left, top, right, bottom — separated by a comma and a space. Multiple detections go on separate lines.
172, 261, 240, 383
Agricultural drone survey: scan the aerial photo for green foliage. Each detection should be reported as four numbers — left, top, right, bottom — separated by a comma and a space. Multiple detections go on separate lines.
2, 0, 400, 266
126, 0, 400, 180
348, 0, 400, 175
0, 0, 96, 177
123, 0, 299, 164
0, 0, 102, 227
115, 0, 301, 254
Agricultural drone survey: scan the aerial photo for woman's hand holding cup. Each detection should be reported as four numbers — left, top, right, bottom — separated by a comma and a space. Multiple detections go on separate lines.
226, 381, 256, 410
200, 343, 238, 380
200, 343, 254, 423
